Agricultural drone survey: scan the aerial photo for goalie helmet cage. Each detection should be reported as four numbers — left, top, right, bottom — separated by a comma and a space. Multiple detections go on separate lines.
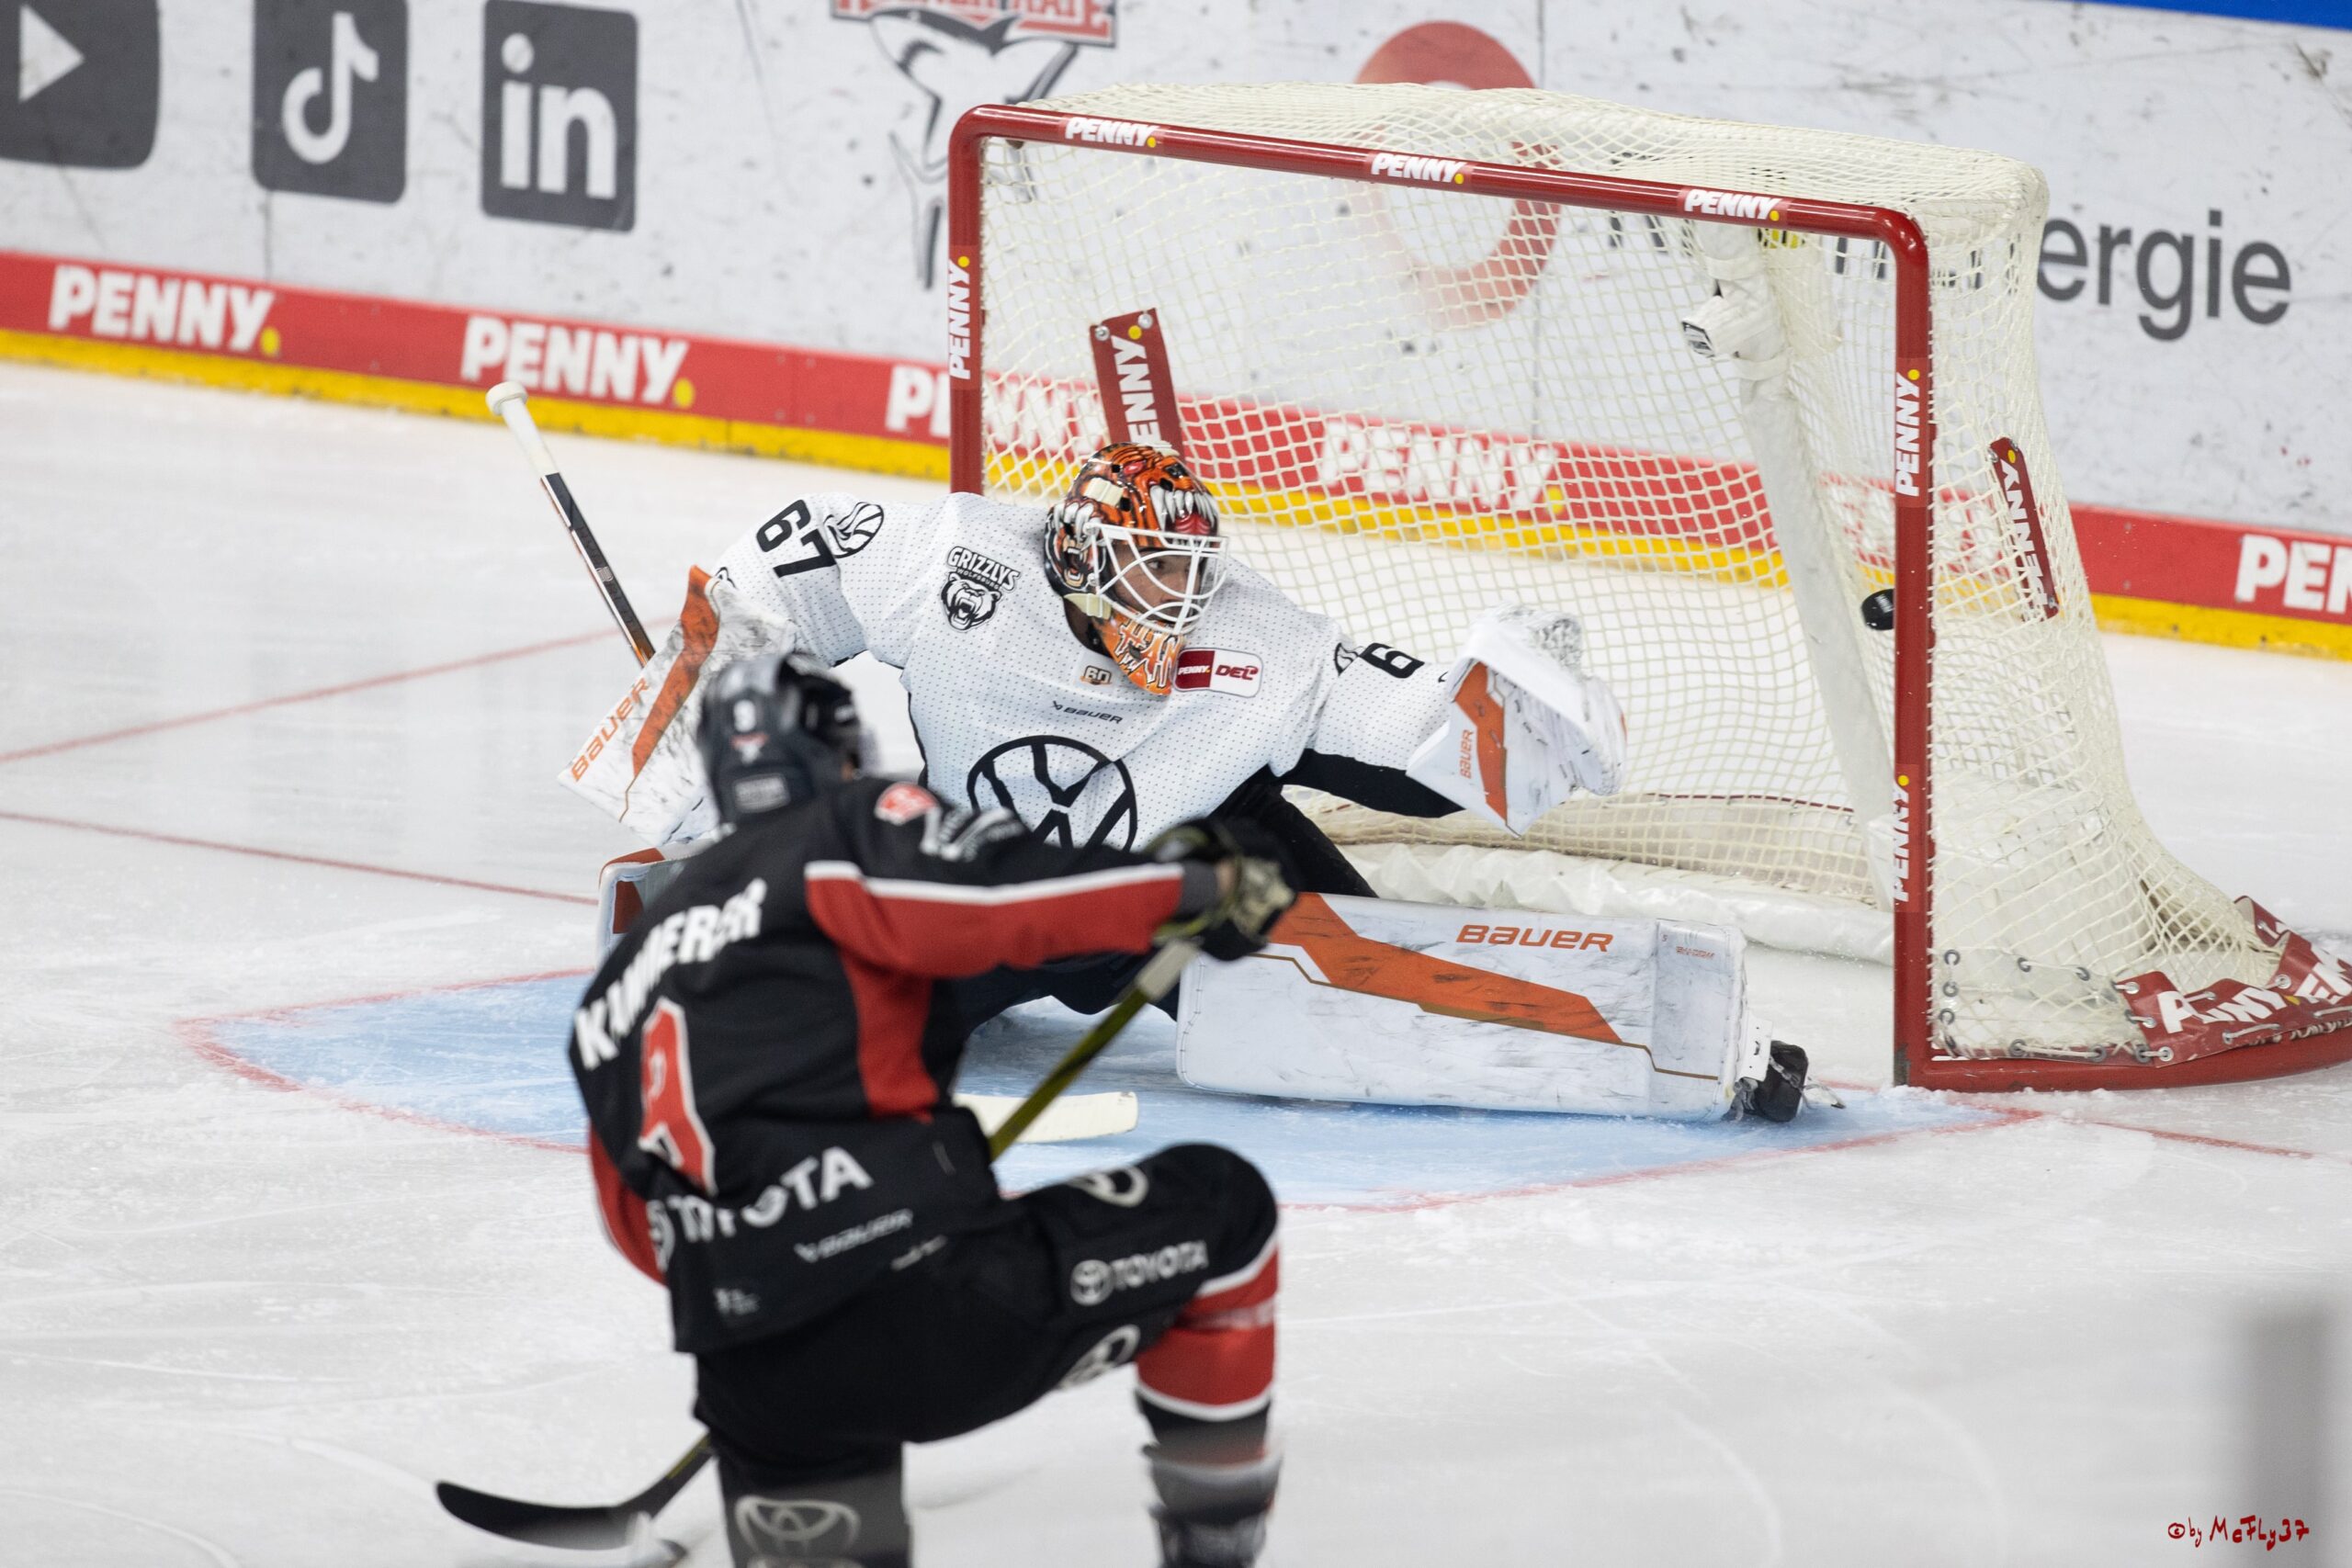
944, 84, 2352, 1092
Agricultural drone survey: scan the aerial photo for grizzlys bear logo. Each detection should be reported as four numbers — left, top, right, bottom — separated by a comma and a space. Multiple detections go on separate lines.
940, 545, 1018, 630
941, 574, 997, 630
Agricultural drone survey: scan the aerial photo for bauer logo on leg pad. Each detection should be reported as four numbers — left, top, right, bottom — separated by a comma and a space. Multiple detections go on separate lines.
1457, 921, 1614, 951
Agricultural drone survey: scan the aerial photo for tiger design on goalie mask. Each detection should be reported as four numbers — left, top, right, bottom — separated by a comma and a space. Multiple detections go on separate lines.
1045, 443, 1227, 696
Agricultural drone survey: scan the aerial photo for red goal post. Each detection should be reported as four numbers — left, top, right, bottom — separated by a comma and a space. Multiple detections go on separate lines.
944, 94, 2352, 1092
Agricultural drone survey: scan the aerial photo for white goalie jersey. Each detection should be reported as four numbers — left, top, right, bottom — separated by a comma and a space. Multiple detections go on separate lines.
701, 490, 1457, 852
565, 488, 1624, 865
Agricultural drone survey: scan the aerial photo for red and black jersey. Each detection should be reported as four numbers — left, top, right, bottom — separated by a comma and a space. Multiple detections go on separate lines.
571, 776, 1208, 1352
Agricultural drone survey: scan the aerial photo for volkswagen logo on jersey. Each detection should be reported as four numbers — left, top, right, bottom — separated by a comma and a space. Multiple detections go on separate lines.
967, 736, 1138, 851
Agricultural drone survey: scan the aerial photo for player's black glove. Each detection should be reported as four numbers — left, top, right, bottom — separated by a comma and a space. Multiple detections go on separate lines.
1148, 818, 1297, 962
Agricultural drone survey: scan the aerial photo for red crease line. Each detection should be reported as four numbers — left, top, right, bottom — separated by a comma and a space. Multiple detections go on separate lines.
2073, 1117, 2351, 1167
1283, 1106, 2038, 1213
176, 1017, 582, 1156
180, 965, 595, 1030
0, 628, 610, 766
0, 809, 595, 906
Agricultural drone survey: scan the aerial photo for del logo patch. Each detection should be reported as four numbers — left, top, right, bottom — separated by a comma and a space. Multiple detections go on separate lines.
1175, 648, 1261, 696
874, 782, 938, 824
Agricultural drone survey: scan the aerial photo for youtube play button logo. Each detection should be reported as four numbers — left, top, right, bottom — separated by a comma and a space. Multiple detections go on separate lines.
2, 0, 158, 168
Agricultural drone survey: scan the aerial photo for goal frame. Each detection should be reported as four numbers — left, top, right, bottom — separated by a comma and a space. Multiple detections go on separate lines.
945, 101, 2352, 1093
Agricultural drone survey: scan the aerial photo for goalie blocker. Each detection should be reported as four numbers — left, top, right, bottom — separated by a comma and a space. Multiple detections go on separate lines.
1178, 893, 1807, 1122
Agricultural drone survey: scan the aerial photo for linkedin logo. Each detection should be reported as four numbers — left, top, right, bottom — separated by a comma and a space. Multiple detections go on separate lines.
253, 0, 407, 202
481, 0, 636, 231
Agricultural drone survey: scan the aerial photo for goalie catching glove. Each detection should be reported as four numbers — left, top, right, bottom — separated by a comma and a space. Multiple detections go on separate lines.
1406, 605, 1629, 835
1148, 819, 1297, 961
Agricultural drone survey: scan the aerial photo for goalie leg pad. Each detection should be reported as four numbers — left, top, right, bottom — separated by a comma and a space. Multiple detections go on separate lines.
1177, 893, 1777, 1121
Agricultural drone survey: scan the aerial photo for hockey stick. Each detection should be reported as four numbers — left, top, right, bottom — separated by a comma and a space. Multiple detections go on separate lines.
959, 1089, 1138, 1143
436, 1436, 710, 1552
436, 943, 1193, 1551
485, 382, 658, 664
988, 938, 1196, 1156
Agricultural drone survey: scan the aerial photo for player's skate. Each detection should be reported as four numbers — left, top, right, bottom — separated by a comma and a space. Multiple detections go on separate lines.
1148, 1445, 1280, 1568
1733, 1042, 1810, 1124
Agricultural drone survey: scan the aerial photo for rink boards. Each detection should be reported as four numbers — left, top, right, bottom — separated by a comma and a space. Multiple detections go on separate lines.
178, 971, 1995, 1210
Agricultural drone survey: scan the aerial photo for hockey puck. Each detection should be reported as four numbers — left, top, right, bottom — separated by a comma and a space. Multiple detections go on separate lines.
1860, 588, 1894, 630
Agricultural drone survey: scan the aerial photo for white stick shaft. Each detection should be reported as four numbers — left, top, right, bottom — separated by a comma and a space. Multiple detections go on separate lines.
486, 380, 560, 477
484, 380, 657, 664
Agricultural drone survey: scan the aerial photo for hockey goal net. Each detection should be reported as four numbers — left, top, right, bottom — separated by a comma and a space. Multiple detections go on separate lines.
945, 82, 2352, 1090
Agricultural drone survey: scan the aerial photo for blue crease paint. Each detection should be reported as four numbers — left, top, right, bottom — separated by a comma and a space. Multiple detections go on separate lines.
203, 976, 1993, 1209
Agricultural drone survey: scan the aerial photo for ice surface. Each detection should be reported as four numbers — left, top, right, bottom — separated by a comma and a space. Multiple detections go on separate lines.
2, 363, 2347, 1565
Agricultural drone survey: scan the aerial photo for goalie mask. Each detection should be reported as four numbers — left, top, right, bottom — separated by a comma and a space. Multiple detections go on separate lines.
695, 652, 864, 827
1046, 443, 1227, 696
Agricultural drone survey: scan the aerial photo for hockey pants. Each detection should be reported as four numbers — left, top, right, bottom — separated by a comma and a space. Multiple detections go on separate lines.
695, 1142, 1280, 1566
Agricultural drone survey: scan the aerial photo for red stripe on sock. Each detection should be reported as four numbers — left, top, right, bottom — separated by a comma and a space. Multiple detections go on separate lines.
1136, 1244, 1279, 1416
1137, 1320, 1275, 1416
1190, 1240, 1279, 1317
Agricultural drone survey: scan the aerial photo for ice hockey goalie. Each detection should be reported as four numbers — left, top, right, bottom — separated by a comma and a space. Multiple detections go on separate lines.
563, 443, 1803, 1121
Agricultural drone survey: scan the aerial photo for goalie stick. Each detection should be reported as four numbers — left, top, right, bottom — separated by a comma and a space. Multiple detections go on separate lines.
485, 382, 658, 664
436, 889, 1191, 1550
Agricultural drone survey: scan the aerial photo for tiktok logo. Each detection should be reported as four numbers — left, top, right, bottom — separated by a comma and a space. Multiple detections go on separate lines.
281, 12, 377, 164
252, 0, 406, 202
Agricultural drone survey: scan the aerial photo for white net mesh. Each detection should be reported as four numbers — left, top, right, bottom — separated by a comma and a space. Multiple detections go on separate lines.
970, 82, 2276, 1065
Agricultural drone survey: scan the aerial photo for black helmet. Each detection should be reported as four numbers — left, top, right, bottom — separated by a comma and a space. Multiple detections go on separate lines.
695, 652, 863, 827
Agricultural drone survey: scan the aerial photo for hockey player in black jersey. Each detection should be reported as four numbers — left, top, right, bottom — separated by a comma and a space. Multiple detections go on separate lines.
572, 652, 1296, 1568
